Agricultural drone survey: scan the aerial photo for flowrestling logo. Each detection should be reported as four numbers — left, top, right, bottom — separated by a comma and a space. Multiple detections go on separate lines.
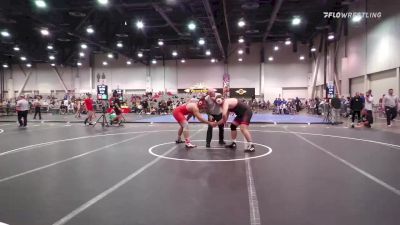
323, 12, 382, 19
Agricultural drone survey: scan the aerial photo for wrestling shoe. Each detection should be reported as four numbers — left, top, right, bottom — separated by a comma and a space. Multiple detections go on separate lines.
175, 139, 184, 144
185, 142, 197, 148
225, 142, 237, 149
244, 144, 255, 152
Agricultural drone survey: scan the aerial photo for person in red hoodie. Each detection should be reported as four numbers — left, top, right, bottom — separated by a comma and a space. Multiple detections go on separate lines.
84, 93, 95, 125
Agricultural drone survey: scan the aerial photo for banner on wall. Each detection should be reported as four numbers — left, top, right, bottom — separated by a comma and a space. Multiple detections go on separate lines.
223, 73, 230, 98
229, 88, 255, 98
326, 81, 335, 99
97, 85, 109, 100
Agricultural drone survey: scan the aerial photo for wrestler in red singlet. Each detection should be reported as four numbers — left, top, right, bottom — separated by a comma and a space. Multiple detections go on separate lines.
172, 99, 215, 148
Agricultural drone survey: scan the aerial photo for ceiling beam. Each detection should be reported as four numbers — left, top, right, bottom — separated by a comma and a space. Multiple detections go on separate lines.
262, 0, 284, 42
23, 12, 146, 65
152, 3, 183, 36
202, 0, 226, 59
222, 0, 231, 47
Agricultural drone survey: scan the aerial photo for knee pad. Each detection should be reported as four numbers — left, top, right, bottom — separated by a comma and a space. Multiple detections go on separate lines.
230, 123, 237, 131
182, 122, 189, 131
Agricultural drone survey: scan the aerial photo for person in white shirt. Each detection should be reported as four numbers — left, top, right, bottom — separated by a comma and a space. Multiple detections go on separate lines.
33, 96, 42, 120
16, 95, 29, 127
383, 88, 399, 127
364, 90, 373, 128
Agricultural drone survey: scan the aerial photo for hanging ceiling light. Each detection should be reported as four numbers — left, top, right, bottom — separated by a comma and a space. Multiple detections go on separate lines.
181, 59, 186, 63
40, 28, 50, 36
188, 21, 196, 30
137, 52, 143, 58
205, 50, 211, 56
238, 58, 243, 62
13, 46, 20, 51
136, 20, 144, 29
151, 59, 157, 64
158, 40, 164, 46
238, 49, 244, 55
34, 0, 47, 8
80, 43, 88, 49
49, 55, 55, 60
107, 53, 114, 58
285, 39, 291, 45
198, 38, 205, 45
299, 55, 305, 60
77, 62, 82, 66
238, 19, 246, 27
273, 46, 279, 51
102, 61, 108, 66
26, 63, 32, 68
172, 50, 178, 57
1, 30, 11, 37
126, 60, 132, 65
79, 52, 85, 57
20, 56, 27, 61
292, 16, 301, 26
268, 56, 274, 61
47, 44, 53, 50
238, 36, 245, 43
310, 47, 317, 52
86, 26, 95, 34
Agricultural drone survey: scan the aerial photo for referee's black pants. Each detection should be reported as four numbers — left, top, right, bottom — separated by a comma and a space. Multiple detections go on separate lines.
206, 114, 224, 144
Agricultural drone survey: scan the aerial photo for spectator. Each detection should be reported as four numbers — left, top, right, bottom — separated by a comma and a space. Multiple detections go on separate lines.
364, 90, 374, 128
33, 96, 42, 120
330, 94, 341, 124
350, 92, 364, 128
16, 95, 29, 127
383, 88, 398, 127
295, 97, 301, 112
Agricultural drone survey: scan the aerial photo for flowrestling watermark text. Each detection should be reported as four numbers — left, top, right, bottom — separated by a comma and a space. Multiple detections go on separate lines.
323, 12, 382, 19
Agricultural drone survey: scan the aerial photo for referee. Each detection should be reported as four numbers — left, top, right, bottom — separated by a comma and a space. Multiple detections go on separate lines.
205, 92, 225, 148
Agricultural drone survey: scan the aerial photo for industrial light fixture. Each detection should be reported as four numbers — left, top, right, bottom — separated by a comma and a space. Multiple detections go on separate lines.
13, 46, 20, 51
238, 19, 246, 27
86, 26, 95, 34
238, 36, 245, 43
151, 59, 157, 64
274, 45, 279, 51
210, 58, 216, 63
299, 55, 305, 60
238, 58, 243, 62
107, 53, 113, 59
97, 0, 108, 5
126, 60, 132, 65
34, 0, 47, 8
205, 50, 211, 56
158, 40, 164, 46
292, 16, 301, 26
40, 28, 49, 36
137, 52, 143, 58
172, 50, 178, 57
188, 21, 196, 30
79, 52, 85, 57
268, 56, 274, 61
80, 43, 88, 49
77, 62, 82, 66
285, 39, 291, 45
2, 64, 8, 68
136, 20, 144, 29
47, 44, 53, 50
1, 30, 10, 37
49, 55, 55, 60
198, 38, 205, 45
116, 42, 123, 48
20, 56, 27, 61
238, 49, 244, 55
310, 47, 316, 52
26, 63, 32, 68
102, 61, 108, 66
180, 59, 186, 63
50, 63, 56, 67
328, 33, 335, 40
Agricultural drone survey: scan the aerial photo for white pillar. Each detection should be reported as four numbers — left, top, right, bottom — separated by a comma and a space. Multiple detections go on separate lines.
7, 78, 14, 99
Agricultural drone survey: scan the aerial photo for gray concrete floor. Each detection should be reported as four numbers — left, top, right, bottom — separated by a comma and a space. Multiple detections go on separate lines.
0, 123, 399, 225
